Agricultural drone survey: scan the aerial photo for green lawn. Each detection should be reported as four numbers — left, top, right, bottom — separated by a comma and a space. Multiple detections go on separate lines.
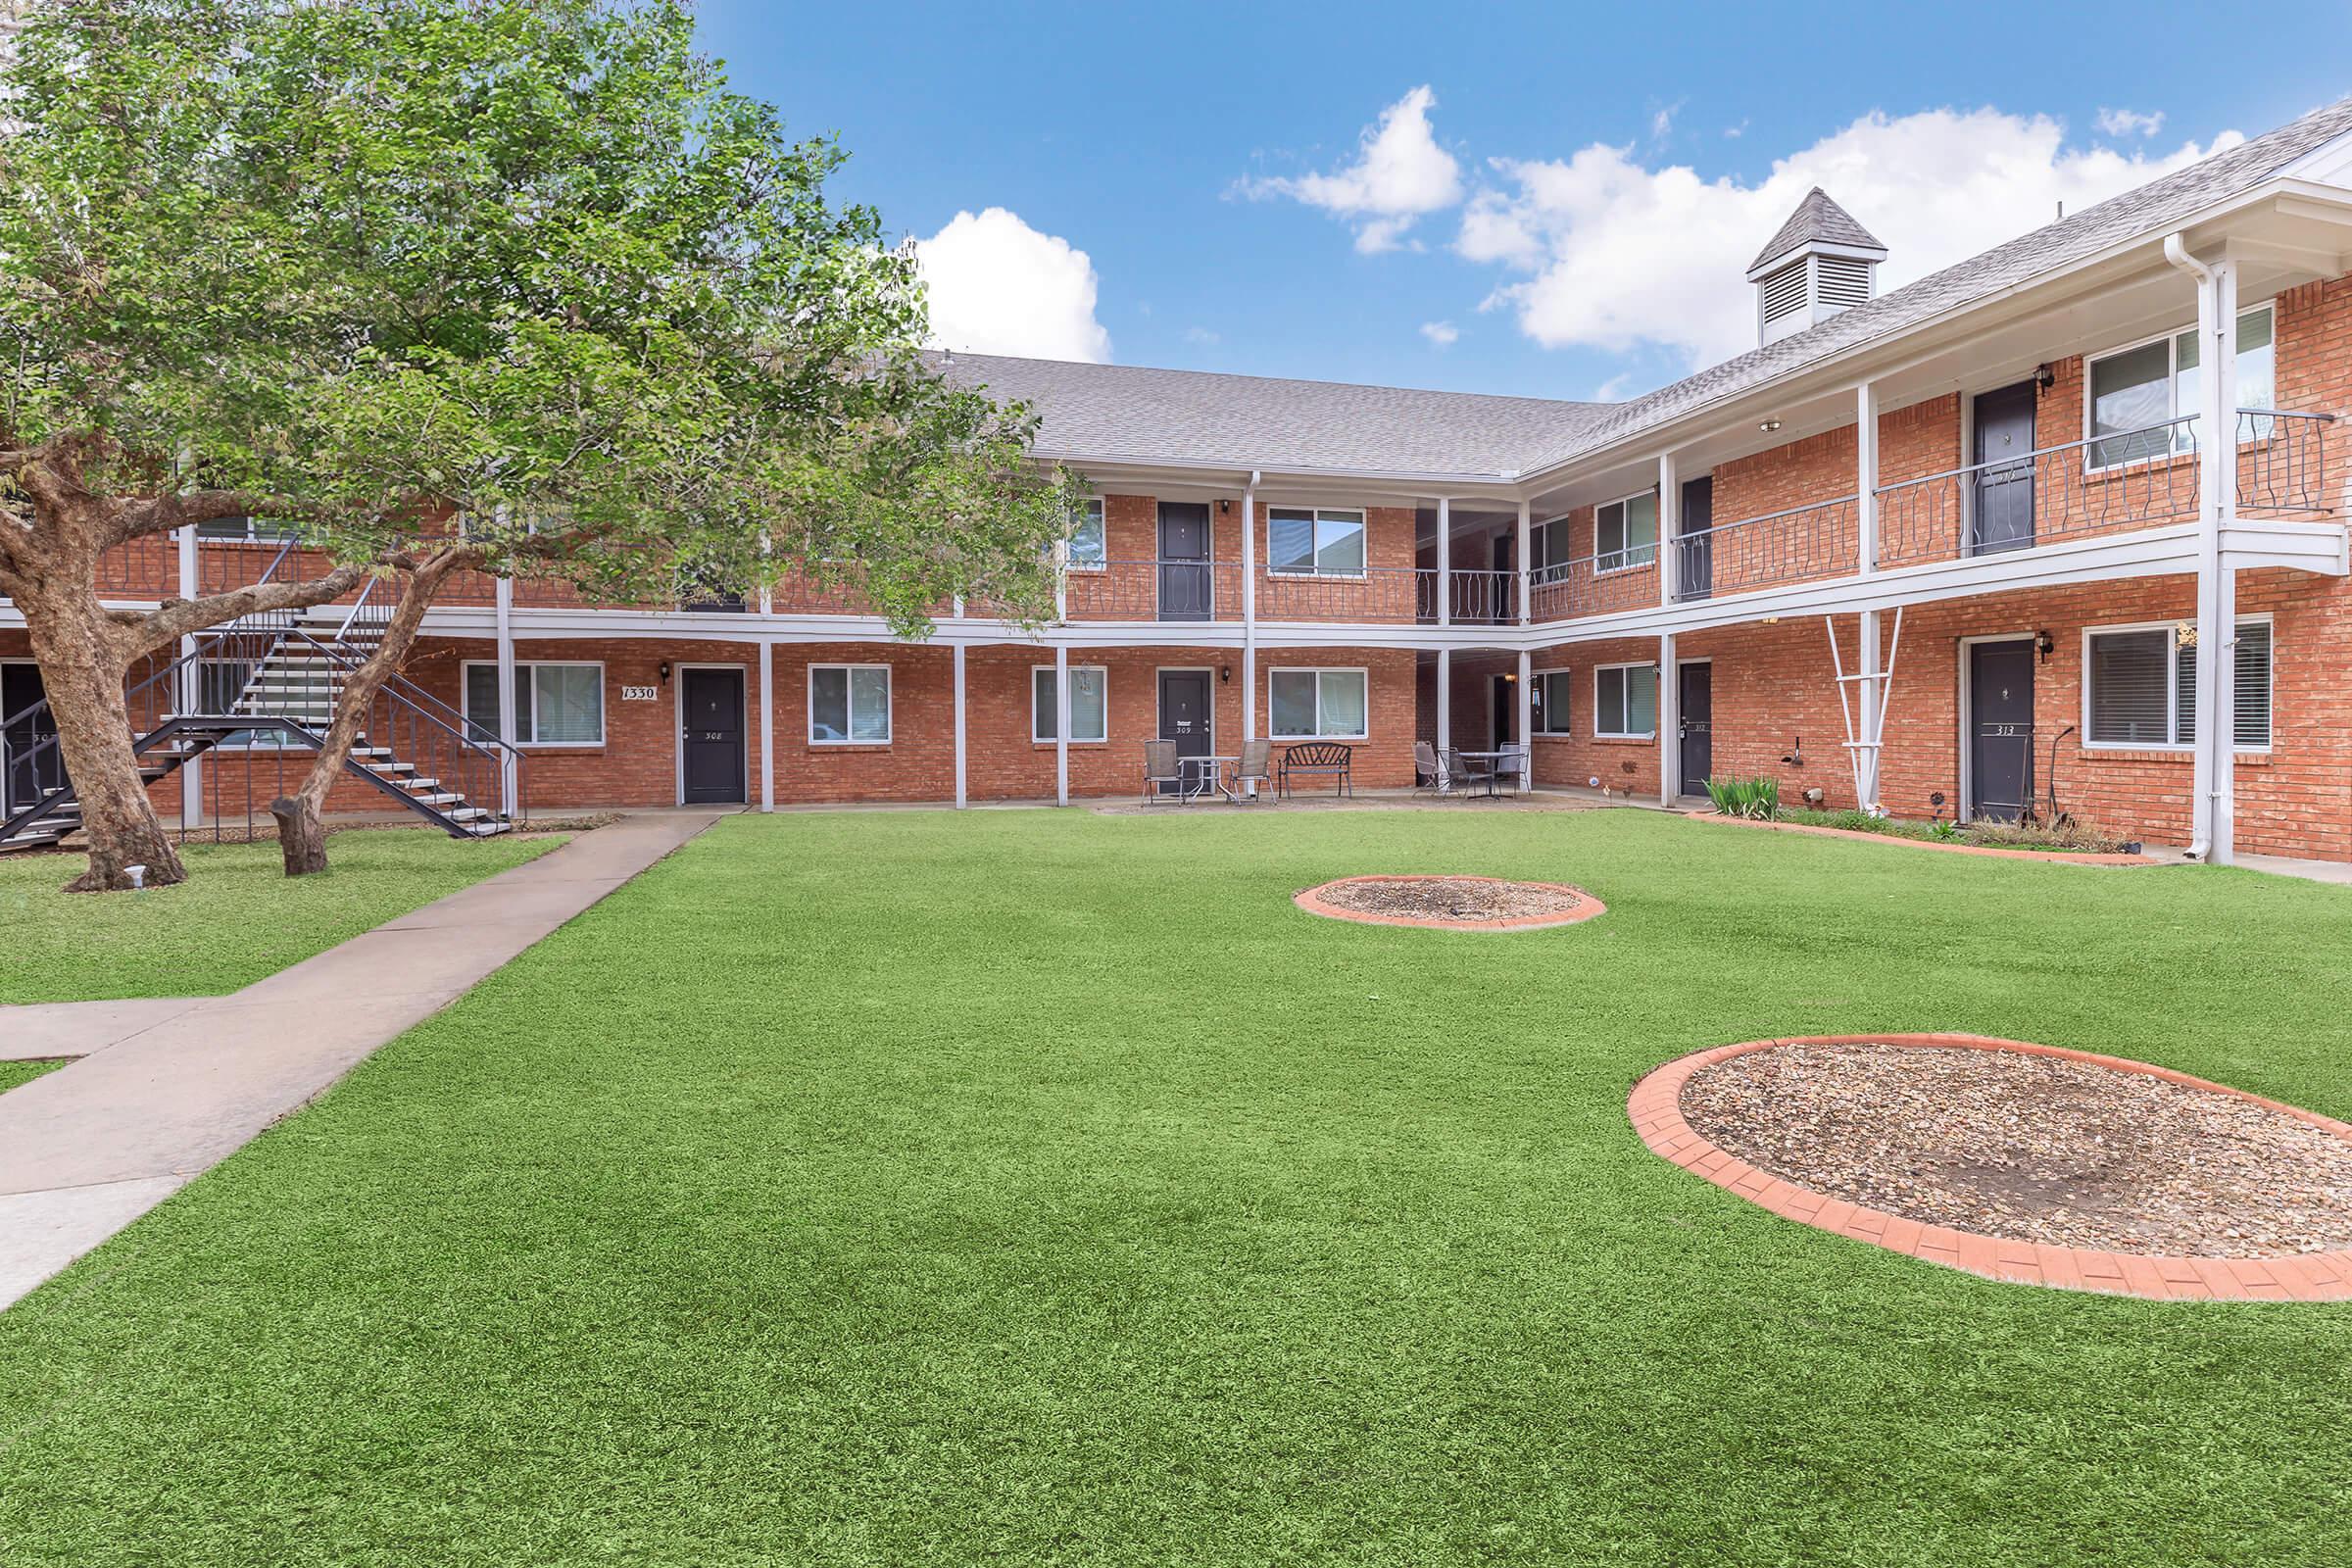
0, 831, 564, 1004
2, 808, 2349, 1566
0, 1058, 67, 1095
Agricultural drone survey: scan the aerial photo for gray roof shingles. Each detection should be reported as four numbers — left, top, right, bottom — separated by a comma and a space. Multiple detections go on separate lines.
940, 98, 2352, 483
1748, 187, 1887, 272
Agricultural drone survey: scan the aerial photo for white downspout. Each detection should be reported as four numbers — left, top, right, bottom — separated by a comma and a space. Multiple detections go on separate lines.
1241, 469, 1259, 742
2165, 232, 2234, 863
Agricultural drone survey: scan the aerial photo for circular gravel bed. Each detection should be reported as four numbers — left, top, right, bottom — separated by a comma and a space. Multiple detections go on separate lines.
1680, 1041, 2352, 1258
1294, 874, 1602, 930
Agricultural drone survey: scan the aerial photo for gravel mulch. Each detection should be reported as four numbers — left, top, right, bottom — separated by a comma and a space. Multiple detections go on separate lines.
1679, 1042, 2352, 1257
1311, 876, 1585, 923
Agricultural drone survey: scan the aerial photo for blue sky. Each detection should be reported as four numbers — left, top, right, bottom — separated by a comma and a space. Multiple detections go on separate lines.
698, 0, 2349, 402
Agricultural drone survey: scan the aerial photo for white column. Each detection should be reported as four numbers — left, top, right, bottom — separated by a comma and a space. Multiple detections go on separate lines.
2191, 258, 2240, 862
176, 525, 201, 827
1241, 474, 1258, 739
494, 574, 517, 817
1516, 649, 1533, 794
1436, 497, 1451, 627
758, 638, 774, 812
1054, 643, 1069, 807
1656, 452, 1679, 608
1657, 632, 1679, 807
1857, 610, 1882, 814
1856, 381, 1881, 573
1515, 500, 1532, 627
951, 642, 966, 810
1436, 647, 1451, 753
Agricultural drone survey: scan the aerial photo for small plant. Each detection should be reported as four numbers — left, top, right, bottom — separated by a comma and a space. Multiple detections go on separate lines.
1704, 774, 1782, 820
1928, 818, 1962, 842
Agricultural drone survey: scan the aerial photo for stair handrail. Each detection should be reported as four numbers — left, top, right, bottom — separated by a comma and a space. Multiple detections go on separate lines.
273, 627, 526, 814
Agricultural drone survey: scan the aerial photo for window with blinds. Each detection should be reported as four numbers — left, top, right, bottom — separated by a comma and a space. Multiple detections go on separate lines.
2085, 619, 2272, 750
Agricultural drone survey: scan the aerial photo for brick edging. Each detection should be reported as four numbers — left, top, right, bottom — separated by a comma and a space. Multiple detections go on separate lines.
1628, 1033, 2352, 1301
1683, 811, 2159, 865
1294, 874, 1605, 931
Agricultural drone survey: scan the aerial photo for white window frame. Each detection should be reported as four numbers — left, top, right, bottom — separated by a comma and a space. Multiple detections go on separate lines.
461, 659, 608, 748
1532, 666, 1575, 736
808, 662, 893, 746
1592, 661, 1659, 740
2079, 614, 2273, 753
194, 514, 300, 544
2082, 302, 2276, 474
1593, 491, 1659, 575
1267, 666, 1370, 742
1264, 508, 1369, 579
1031, 664, 1108, 744
1531, 517, 1575, 583
1064, 498, 1107, 572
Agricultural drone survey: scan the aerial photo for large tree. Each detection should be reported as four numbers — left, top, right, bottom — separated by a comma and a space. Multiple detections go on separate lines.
0, 0, 1071, 889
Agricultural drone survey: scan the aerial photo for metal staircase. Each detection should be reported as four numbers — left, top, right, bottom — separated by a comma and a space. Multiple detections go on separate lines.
0, 600, 524, 854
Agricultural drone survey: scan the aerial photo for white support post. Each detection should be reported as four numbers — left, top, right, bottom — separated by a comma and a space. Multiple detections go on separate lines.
1515, 649, 1533, 794
1656, 452, 1679, 608
1054, 644, 1070, 808
494, 574, 517, 817
1857, 610, 1882, 814
1856, 380, 1880, 573
1241, 473, 1258, 739
951, 642, 967, 810
1436, 647, 1451, 754
1436, 497, 1451, 628
1515, 500, 1532, 627
1657, 632, 1679, 807
2189, 257, 2240, 862
758, 638, 774, 812
176, 525, 201, 828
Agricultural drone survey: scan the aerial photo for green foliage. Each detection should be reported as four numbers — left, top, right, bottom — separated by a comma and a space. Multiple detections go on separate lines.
1702, 773, 1781, 819
0, 0, 1073, 629
1775, 807, 2132, 855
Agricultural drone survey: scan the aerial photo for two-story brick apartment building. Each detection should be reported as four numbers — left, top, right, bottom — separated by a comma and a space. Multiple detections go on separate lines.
9, 99, 2352, 863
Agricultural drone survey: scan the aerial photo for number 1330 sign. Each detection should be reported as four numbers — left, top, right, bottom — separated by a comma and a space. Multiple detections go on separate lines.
620, 685, 659, 702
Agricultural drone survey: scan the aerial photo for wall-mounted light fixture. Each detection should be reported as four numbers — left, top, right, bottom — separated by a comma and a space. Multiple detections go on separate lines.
1759, 418, 1784, 433
1218, 664, 1231, 684
1218, 498, 1231, 514
659, 661, 672, 684
2034, 363, 2056, 392
2035, 629, 2055, 662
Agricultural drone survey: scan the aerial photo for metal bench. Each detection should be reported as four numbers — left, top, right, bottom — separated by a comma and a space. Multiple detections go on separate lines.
1278, 742, 1354, 799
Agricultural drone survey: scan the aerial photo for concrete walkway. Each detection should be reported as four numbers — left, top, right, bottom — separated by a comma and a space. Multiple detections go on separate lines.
0, 810, 728, 1309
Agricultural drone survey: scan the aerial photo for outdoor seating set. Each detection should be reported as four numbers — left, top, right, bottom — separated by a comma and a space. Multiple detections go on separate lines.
1139, 738, 1529, 804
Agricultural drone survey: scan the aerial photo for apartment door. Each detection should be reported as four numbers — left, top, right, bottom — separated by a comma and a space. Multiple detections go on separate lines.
1490, 674, 1517, 746
679, 667, 746, 805
1968, 640, 2035, 822
1, 663, 62, 812
1971, 381, 2037, 554
1156, 669, 1212, 793
1156, 503, 1213, 621
1676, 662, 1712, 797
1677, 475, 1714, 600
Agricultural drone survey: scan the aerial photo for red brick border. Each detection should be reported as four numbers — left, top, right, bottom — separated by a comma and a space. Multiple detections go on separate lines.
1629, 1033, 2352, 1301
1293, 874, 1605, 931
1685, 811, 2158, 865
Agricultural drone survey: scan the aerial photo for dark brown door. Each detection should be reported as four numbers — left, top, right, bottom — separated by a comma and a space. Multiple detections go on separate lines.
1676, 475, 1714, 601
680, 667, 746, 804
1677, 662, 1712, 797
1491, 674, 1517, 745
2, 663, 62, 811
1157, 669, 1211, 792
1157, 503, 1212, 621
1969, 640, 2034, 822
1972, 381, 2037, 554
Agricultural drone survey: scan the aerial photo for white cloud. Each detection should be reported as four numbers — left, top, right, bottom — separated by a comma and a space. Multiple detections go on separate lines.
1235, 85, 1462, 254
2097, 107, 2166, 138
1649, 99, 1686, 142
1419, 319, 1459, 347
911, 208, 1111, 363
1459, 108, 2240, 370
1184, 325, 1221, 346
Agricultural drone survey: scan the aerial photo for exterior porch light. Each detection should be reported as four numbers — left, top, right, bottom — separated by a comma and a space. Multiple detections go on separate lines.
1759, 419, 1783, 432
2036, 629, 2055, 662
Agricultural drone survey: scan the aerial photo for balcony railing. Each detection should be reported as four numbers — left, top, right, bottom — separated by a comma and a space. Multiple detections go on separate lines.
1669, 494, 1857, 604
2235, 408, 2335, 517
1876, 416, 2203, 569
1059, 560, 1242, 621
1445, 566, 1520, 624
1527, 550, 1659, 623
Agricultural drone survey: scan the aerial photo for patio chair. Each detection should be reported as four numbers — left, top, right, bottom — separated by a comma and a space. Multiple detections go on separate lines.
1234, 738, 1273, 803
1442, 747, 1495, 800
1413, 740, 1445, 796
1492, 743, 1529, 797
1142, 739, 1185, 805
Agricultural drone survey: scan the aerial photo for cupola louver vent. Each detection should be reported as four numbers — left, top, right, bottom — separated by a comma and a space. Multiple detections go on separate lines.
1745, 189, 1887, 347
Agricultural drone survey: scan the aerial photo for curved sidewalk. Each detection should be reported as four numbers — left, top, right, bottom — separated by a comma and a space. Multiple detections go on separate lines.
0, 810, 729, 1309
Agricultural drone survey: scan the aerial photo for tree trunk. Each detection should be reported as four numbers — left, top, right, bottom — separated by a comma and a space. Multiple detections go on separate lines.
18, 590, 188, 892
275, 554, 467, 878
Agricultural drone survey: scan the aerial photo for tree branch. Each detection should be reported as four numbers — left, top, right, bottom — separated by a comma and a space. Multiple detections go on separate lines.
120, 565, 371, 659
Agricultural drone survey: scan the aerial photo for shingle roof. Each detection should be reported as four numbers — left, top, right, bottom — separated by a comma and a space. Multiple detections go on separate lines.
934, 355, 1610, 479
1748, 187, 1887, 273
941, 97, 2352, 483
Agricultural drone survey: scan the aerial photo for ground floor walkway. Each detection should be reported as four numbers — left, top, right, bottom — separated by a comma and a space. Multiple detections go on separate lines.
0, 808, 731, 1308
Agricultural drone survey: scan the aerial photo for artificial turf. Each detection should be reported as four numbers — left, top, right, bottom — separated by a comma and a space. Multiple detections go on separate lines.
0, 830, 563, 1004
1, 807, 2347, 1565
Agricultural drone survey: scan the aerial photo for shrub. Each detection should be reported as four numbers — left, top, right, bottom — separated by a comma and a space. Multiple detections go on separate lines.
1703, 775, 1781, 820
